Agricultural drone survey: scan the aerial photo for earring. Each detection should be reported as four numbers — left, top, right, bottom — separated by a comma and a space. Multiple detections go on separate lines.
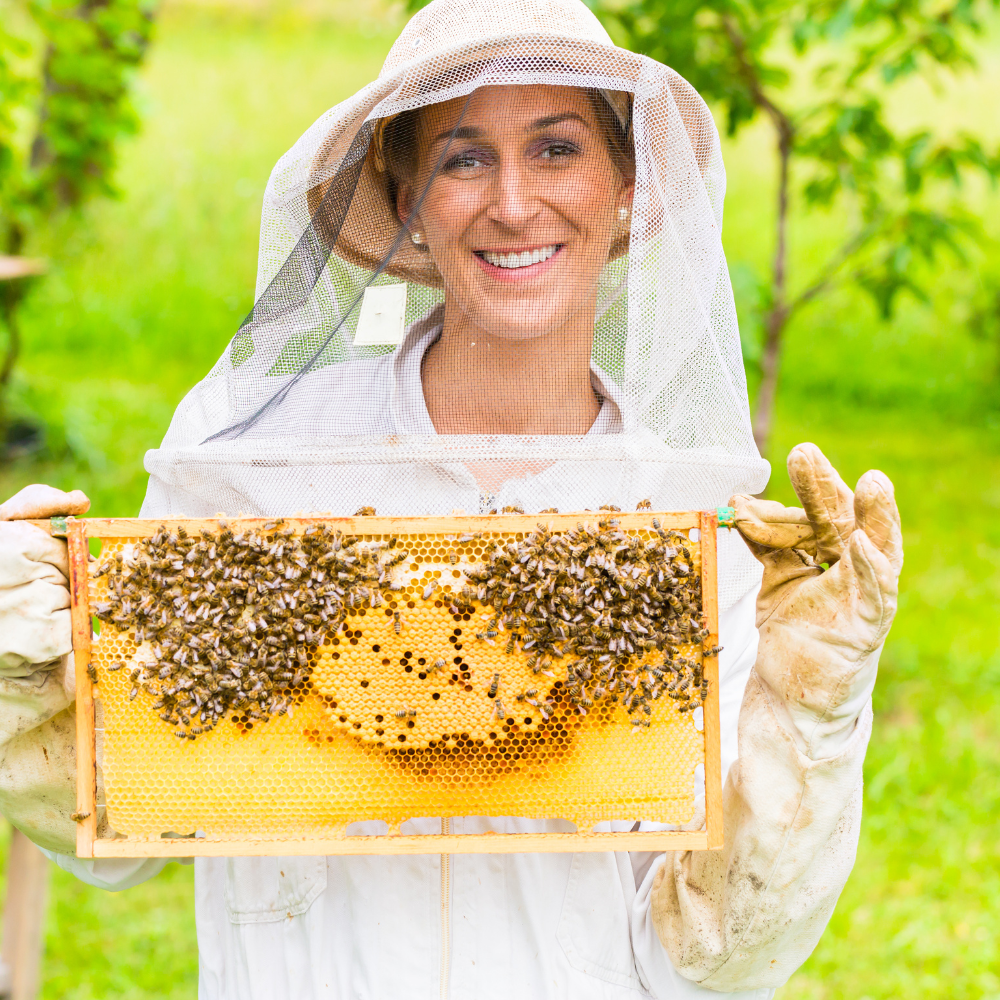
618, 207, 629, 222
410, 231, 424, 245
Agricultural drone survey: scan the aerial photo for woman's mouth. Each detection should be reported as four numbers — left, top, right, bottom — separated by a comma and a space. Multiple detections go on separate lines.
474, 244, 564, 281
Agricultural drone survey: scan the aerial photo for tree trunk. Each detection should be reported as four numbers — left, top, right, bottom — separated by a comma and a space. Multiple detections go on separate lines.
0, 826, 50, 1000
753, 303, 787, 458
0, 296, 23, 450
0, 227, 27, 454
751, 115, 793, 469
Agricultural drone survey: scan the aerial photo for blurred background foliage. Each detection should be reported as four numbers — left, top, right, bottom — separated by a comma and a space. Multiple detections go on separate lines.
0, 0, 997, 996
596, 0, 1000, 456
0, 0, 156, 447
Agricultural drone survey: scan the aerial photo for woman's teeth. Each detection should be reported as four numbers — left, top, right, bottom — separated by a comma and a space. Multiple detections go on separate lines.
480, 245, 559, 269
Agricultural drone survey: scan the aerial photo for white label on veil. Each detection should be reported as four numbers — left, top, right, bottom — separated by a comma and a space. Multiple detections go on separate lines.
353, 283, 408, 345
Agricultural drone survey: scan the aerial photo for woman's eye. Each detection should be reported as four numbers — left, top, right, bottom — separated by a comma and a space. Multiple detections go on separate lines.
445, 151, 489, 171
539, 142, 578, 160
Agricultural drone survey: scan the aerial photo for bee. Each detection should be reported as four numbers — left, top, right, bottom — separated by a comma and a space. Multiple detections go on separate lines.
501, 505, 524, 514
422, 581, 438, 600
86, 664, 98, 683
393, 706, 415, 719
494, 699, 506, 720
635, 499, 652, 510
488, 672, 500, 697
393, 611, 403, 635
428, 658, 446, 674
354, 506, 376, 516
108, 660, 125, 672
540, 507, 559, 514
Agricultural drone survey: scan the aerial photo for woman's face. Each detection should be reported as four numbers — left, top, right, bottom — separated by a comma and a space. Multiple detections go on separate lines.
399, 85, 633, 341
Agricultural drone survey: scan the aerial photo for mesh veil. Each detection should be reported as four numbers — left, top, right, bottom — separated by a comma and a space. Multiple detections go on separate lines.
141, 0, 770, 609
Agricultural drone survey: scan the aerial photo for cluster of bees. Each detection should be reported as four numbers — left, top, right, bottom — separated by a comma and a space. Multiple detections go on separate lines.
465, 516, 713, 726
93, 522, 408, 740
93, 510, 713, 742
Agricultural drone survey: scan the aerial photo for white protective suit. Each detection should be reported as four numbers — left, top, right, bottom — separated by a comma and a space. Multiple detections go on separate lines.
0, 0, 903, 995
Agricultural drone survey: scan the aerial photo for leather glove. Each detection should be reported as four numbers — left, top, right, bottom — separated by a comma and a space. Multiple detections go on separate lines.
0, 485, 90, 677
730, 443, 903, 759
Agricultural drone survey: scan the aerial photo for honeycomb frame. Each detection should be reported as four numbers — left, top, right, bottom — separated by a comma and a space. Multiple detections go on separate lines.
55, 512, 723, 858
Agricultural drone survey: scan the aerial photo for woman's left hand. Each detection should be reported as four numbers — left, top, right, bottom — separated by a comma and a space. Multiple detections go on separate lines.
730, 442, 903, 758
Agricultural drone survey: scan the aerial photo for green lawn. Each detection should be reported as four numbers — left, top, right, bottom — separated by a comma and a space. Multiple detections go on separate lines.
1, 0, 998, 996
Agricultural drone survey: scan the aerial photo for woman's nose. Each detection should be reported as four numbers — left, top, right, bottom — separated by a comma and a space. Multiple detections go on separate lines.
486, 159, 539, 229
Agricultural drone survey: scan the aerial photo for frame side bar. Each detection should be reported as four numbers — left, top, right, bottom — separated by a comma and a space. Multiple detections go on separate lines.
700, 510, 723, 850
68, 519, 97, 857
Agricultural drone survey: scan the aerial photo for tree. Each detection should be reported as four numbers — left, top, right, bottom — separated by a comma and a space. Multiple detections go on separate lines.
0, 0, 156, 453
594, 0, 1000, 458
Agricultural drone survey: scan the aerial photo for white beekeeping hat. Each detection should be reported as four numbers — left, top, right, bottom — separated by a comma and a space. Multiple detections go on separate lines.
143, 0, 769, 608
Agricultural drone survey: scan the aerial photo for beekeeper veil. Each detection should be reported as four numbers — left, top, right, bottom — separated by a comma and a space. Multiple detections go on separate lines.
142, 0, 770, 608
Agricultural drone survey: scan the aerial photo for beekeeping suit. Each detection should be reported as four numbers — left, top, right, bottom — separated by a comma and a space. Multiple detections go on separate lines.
0, 0, 902, 995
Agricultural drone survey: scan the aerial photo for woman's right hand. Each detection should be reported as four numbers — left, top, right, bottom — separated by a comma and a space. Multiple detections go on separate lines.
0, 484, 90, 677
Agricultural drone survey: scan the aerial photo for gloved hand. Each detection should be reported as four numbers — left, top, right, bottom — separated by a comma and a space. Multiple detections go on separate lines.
730, 443, 903, 759
0, 485, 90, 677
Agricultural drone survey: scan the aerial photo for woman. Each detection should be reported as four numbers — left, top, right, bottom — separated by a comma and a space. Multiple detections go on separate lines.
0, 0, 902, 996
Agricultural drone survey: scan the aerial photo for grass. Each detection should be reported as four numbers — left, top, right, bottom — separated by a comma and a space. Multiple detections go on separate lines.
1, 1, 998, 996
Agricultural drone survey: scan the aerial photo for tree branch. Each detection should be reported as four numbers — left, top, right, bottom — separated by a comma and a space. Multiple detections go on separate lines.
719, 14, 794, 151
785, 221, 882, 318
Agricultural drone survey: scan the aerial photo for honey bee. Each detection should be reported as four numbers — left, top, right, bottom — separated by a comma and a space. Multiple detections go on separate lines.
635, 499, 652, 510
488, 672, 500, 697
494, 700, 506, 720
354, 506, 376, 516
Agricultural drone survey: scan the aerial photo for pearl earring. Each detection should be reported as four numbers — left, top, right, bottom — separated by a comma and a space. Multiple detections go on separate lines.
618, 207, 629, 222
410, 231, 424, 246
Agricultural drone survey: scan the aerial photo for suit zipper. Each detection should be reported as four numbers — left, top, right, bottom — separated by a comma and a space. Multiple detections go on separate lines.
440, 818, 451, 1000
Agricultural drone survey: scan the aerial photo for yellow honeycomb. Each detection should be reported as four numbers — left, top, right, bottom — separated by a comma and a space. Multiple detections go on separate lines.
88, 524, 707, 841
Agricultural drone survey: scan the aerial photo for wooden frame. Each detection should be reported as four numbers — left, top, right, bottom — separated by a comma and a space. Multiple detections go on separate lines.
47, 511, 723, 858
